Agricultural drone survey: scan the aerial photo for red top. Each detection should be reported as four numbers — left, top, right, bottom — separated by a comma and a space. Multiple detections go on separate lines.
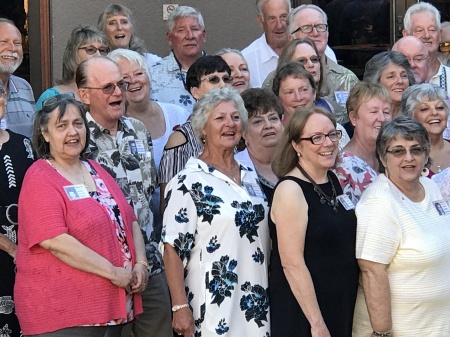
15, 159, 143, 335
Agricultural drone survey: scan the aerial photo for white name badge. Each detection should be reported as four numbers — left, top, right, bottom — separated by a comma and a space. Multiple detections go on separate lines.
243, 181, 264, 199
64, 184, 90, 200
337, 194, 355, 210
129, 139, 146, 155
334, 91, 350, 105
0, 119, 6, 130
433, 200, 450, 216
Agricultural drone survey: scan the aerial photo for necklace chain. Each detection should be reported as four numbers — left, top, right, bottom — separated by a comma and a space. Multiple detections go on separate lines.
296, 163, 338, 212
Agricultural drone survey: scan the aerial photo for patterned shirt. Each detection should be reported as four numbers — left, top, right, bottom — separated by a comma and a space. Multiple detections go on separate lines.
85, 113, 162, 275
149, 51, 195, 113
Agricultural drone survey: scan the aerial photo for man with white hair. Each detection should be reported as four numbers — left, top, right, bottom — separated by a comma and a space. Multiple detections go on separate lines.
0, 18, 35, 138
287, 4, 359, 124
150, 6, 206, 113
392, 36, 430, 84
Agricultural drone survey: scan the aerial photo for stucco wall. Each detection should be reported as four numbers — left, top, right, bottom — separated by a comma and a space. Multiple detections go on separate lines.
49, 0, 262, 83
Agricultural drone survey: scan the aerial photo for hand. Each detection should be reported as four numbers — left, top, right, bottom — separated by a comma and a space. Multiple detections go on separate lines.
310, 321, 331, 337
172, 307, 195, 337
130, 263, 148, 293
110, 266, 133, 291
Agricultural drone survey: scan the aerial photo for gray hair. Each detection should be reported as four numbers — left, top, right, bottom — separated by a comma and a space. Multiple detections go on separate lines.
256, 0, 291, 21
287, 4, 328, 35
403, 2, 441, 34
215, 48, 246, 62
442, 21, 450, 29
401, 83, 449, 118
376, 115, 430, 172
191, 87, 248, 144
108, 48, 150, 79
363, 51, 415, 86
167, 6, 205, 32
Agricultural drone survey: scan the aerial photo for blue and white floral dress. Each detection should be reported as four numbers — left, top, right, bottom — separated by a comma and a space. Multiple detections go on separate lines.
161, 158, 271, 336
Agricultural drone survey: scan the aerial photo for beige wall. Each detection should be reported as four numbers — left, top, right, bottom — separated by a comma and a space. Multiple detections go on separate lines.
48, 0, 262, 85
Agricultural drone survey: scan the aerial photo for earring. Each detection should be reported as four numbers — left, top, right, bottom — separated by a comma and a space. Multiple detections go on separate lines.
422, 167, 430, 177
297, 152, 301, 157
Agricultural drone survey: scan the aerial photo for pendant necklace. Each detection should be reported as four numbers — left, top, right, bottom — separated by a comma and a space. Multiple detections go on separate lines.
296, 163, 338, 212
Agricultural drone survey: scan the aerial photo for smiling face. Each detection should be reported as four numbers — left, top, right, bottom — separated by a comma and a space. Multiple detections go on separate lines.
104, 14, 132, 49
220, 52, 250, 93
293, 112, 338, 172
413, 98, 448, 137
351, 96, 391, 145
278, 75, 316, 118
117, 58, 150, 105
190, 71, 231, 100
42, 104, 87, 162
0, 22, 23, 74
77, 40, 109, 64
167, 16, 206, 60
408, 11, 440, 56
290, 8, 328, 56
202, 100, 243, 150
291, 43, 321, 83
258, 0, 290, 50
244, 110, 283, 151
379, 63, 409, 103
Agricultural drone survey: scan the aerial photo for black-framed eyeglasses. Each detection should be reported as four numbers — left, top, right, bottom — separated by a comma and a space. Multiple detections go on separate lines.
291, 24, 328, 35
386, 146, 427, 157
200, 74, 233, 84
299, 130, 342, 145
439, 42, 450, 53
42, 92, 76, 109
81, 80, 129, 94
78, 46, 110, 56
297, 56, 321, 65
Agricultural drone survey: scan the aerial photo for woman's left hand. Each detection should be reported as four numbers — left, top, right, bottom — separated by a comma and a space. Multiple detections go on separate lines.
130, 263, 148, 293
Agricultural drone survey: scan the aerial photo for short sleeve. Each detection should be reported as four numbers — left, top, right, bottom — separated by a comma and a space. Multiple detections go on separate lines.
161, 173, 198, 267
355, 195, 400, 264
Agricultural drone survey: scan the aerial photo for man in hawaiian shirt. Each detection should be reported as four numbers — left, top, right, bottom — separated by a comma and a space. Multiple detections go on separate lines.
76, 56, 172, 337
149, 6, 206, 113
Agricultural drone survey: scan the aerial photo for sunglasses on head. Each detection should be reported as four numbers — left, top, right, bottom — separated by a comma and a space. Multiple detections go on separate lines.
200, 74, 233, 84
81, 80, 129, 94
439, 42, 450, 53
78, 46, 110, 56
41, 92, 76, 110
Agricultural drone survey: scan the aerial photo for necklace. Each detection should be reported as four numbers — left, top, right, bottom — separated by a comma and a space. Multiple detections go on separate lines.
209, 161, 240, 183
296, 163, 338, 212
51, 159, 89, 189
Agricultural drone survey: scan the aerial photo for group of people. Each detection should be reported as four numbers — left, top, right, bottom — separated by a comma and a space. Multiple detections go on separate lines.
1, 1, 450, 337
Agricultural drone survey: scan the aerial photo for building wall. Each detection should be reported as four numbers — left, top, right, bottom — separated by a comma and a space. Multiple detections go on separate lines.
48, 0, 262, 84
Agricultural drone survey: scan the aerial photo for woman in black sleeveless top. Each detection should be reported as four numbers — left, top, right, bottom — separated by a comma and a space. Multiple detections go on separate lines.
269, 107, 359, 337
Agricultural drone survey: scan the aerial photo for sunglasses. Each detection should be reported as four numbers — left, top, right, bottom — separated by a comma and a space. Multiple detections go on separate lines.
297, 56, 321, 65
386, 146, 427, 157
200, 74, 233, 84
78, 46, 110, 56
41, 92, 76, 109
82, 80, 129, 94
439, 42, 450, 53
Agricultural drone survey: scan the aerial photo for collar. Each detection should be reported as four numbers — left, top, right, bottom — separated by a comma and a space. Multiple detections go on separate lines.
186, 157, 250, 176
258, 34, 279, 64
167, 50, 207, 72
325, 56, 344, 74
86, 111, 129, 137
7, 76, 18, 94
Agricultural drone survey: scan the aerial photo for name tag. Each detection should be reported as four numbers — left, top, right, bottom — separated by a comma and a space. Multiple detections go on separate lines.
64, 184, 90, 200
434, 200, 450, 215
0, 119, 6, 130
129, 139, 146, 155
337, 194, 355, 210
243, 181, 264, 199
334, 91, 349, 105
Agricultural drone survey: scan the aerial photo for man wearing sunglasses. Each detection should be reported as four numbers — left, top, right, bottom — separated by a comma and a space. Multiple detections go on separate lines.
0, 18, 36, 138
438, 21, 450, 67
77, 56, 171, 335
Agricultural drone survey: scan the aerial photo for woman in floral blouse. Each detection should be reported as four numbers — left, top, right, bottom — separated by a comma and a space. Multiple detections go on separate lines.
334, 82, 392, 205
161, 88, 270, 337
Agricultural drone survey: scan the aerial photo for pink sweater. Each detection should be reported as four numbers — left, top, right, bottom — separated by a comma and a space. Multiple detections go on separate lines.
15, 159, 143, 335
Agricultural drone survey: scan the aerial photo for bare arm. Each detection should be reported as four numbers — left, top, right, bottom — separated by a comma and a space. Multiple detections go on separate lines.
164, 243, 194, 337
271, 179, 330, 337
0, 235, 17, 259
358, 259, 392, 335
40, 233, 133, 289
130, 220, 149, 293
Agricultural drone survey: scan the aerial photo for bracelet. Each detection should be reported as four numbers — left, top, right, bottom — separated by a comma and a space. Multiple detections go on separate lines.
172, 303, 189, 312
372, 330, 392, 337
135, 260, 149, 271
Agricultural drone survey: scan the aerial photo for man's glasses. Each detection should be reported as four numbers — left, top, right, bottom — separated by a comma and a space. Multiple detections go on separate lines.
291, 24, 328, 35
439, 42, 450, 53
299, 130, 342, 145
82, 80, 129, 94
406, 55, 429, 64
78, 46, 110, 56
200, 74, 233, 84
386, 146, 427, 157
42, 93, 76, 109
297, 56, 321, 65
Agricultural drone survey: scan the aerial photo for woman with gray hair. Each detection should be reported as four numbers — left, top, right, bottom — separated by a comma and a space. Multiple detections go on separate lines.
36, 25, 109, 109
401, 83, 450, 176
364, 51, 415, 118
161, 87, 270, 337
353, 115, 450, 337
215, 48, 250, 93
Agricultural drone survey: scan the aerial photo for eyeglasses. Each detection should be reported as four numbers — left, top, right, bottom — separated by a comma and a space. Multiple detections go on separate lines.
406, 55, 429, 64
297, 56, 321, 65
78, 46, 110, 56
200, 74, 233, 84
439, 42, 450, 53
299, 130, 342, 145
81, 80, 129, 94
386, 146, 427, 157
291, 24, 328, 35
42, 92, 76, 109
